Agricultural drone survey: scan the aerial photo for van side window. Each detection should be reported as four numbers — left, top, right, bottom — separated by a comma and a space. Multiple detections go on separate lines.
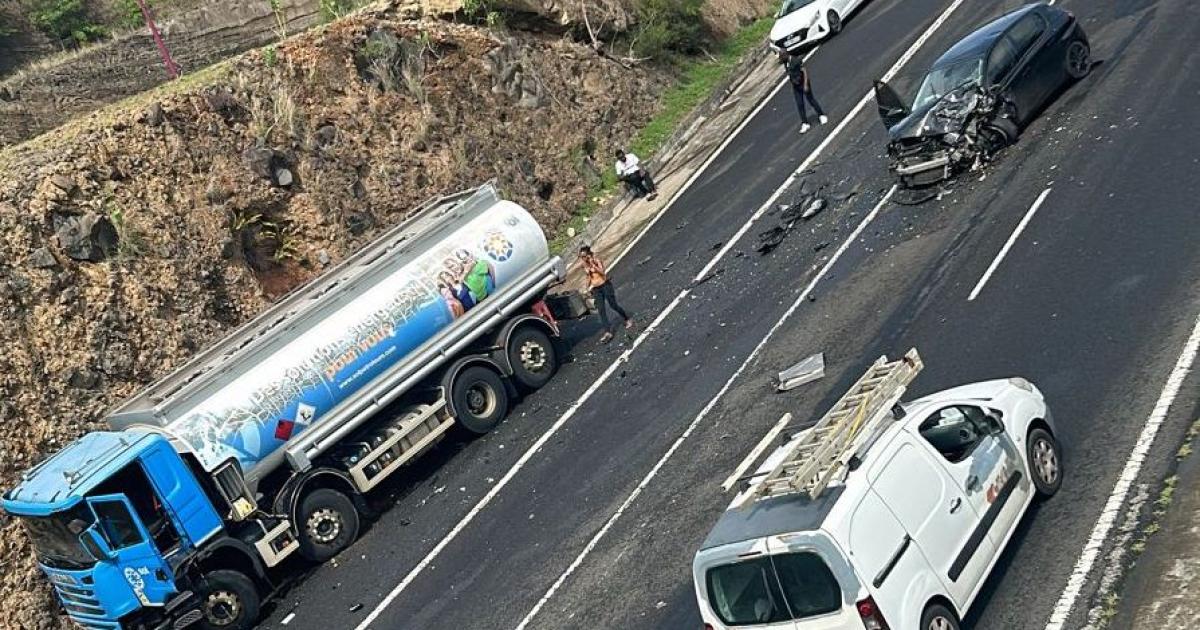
919, 406, 986, 463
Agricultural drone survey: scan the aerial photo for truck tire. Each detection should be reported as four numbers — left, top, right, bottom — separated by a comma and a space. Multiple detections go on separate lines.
297, 488, 360, 562
920, 603, 960, 630
452, 365, 509, 434
507, 326, 558, 391
196, 570, 260, 630
1027, 427, 1063, 498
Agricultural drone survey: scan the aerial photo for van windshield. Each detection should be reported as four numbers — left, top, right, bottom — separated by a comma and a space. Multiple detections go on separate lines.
706, 552, 841, 626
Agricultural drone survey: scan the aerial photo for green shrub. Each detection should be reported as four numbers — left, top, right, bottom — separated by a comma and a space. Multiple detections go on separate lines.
115, 0, 148, 30
27, 0, 106, 43
632, 0, 708, 60
319, 0, 355, 23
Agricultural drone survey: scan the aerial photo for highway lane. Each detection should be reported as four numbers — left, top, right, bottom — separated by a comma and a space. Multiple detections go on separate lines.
257, 0, 978, 626
259, 0, 1200, 628
516, 0, 1200, 629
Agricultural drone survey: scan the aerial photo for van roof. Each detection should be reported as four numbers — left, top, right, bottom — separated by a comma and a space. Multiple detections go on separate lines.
700, 486, 845, 550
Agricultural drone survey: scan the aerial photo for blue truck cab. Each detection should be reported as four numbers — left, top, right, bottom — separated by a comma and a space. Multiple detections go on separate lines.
3, 432, 229, 629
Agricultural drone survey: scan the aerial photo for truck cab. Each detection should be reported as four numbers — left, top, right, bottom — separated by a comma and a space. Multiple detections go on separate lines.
3, 431, 229, 630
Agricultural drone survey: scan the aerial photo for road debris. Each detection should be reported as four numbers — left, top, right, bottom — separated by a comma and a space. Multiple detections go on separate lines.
350, 603, 363, 612
777, 352, 825, 391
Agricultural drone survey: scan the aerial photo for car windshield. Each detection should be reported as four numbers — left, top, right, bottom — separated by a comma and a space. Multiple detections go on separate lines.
914, 57, 983, 109
19, 505, 97, 570
706, 552, 841, 625
776, 0, 816, 19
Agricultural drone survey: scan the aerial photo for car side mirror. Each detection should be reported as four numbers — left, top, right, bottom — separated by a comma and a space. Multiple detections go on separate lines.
79, 527, 114, 562
985, 414, 1005, 435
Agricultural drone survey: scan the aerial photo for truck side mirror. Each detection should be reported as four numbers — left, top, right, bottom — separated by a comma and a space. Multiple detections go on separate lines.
79, 527, 114, 562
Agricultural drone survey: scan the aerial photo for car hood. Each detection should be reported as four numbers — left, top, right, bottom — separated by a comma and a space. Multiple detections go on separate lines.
771, 5, 821, 41
887, 83, 983, 142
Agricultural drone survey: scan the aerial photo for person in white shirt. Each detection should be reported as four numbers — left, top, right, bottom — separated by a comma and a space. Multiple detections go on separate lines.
615, 150, 658, 200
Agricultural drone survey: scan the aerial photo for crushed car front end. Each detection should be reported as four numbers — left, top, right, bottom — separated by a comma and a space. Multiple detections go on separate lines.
886, 86, 1001, 188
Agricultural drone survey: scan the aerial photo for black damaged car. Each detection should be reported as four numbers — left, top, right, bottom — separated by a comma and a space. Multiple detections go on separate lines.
874, 2, 1091, 189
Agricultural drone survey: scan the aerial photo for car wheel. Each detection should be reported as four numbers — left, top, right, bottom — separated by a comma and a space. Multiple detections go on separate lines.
1066, 39, 1091, 79
196, 570, 260, 630
297, 488, 360, 562
451, 365, 509, 434
921, 603, 960, 630
507, 326, 558, 391
827, 10, 842, 35
980, 117, 1018, 156
1027, 427, 1063, 497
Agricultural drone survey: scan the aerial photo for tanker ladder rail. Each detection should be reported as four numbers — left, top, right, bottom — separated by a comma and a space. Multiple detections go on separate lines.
729, 348, 923, 510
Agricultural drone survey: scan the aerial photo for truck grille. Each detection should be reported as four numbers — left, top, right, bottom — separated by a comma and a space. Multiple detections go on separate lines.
44, 569, 119, 628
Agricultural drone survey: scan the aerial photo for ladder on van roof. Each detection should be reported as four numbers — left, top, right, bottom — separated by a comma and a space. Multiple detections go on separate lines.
731, 349, 923, 509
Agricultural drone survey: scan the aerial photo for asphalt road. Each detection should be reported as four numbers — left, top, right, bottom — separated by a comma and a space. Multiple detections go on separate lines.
259, 0, 1200, 628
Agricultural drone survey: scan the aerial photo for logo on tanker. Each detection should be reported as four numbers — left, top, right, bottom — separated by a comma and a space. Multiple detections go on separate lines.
124, 567, 151, 606
482, 231, 514, 262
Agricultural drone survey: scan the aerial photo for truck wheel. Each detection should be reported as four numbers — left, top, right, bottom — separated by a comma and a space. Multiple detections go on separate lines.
297, 488, 360, 562
452, 365, 509, 434
921, 603, 960, 630
507, 326, 558, 391
197, 570, 260, 630
1027, 427, 1063, 497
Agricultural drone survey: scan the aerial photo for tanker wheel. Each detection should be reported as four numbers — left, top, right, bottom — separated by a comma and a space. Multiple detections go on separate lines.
507, 326, 558, 391
297, 488, 360, 562
196, 570, 260, 630
452, 365, 509, 434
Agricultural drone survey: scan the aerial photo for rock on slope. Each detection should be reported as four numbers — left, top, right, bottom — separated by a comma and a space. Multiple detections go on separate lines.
0, 7, 672, 627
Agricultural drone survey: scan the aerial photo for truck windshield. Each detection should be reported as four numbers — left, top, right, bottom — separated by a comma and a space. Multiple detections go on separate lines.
18, 505, 97, 570
706, 552, 840, 625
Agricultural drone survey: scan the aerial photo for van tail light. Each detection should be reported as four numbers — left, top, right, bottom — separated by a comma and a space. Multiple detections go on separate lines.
857, 596, 890, 630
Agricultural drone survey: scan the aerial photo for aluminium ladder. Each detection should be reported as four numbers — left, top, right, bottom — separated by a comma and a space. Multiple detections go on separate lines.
732, 348, 924, 509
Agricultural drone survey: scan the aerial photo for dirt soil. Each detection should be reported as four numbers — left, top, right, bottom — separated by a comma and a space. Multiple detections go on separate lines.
0, 7, 683, 627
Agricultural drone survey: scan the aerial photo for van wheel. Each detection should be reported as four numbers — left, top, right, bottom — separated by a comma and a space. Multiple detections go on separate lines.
297, 488, 360, 562
827, 10, 843, 34
507, 326, 558, 391
452, 365, 509, 434
196, 570, 260, 630
921, 603, 960, 630
1027, 427, 1063, 497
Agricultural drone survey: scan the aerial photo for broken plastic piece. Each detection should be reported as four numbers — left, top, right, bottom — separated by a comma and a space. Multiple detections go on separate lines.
777, 352, 825, 391
801, 197, 826, 220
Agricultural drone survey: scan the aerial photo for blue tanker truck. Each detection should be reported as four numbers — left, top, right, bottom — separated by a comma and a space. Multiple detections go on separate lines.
2, 184, 567, 630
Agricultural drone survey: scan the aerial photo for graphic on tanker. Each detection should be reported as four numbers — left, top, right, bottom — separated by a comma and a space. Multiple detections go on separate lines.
168, 208, 547, 473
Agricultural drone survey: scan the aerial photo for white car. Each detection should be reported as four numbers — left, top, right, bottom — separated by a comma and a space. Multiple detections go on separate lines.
693, 351, 1062, 630
769, 0, 870, 53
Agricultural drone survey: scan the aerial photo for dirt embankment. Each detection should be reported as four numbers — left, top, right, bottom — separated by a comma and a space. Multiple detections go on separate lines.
0, 7, 676, 626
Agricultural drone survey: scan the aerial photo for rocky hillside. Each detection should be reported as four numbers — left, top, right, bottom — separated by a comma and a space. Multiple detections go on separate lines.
0, 0, 773, 625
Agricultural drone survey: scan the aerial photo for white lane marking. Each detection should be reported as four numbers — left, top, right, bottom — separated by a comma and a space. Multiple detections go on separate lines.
608, 45, 819, 270
967, 187, 1052, 301
357, 0, 968, 623
514, 186, 897, 630
1045, 306, 1200, 629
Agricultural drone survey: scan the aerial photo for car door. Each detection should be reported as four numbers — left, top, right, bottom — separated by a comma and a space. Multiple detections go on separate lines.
998, 12, 1054, 121
89, 495, 177, 607
912, 407, 1030, 586
870, 434, 995, 611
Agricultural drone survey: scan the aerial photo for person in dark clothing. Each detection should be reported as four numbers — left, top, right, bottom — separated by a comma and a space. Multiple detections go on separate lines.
785, 52, 828, 133
579, 245, 634, 342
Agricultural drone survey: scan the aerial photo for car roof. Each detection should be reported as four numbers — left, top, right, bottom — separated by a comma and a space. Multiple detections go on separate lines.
934, 3, 1043, 68
700, 486, 846, 550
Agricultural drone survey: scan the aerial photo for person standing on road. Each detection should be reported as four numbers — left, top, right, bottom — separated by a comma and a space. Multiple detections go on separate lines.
580, 245, 634, 343
785, 51, 828, 134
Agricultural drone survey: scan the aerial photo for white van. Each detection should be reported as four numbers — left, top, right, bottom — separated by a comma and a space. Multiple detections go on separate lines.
693, 350, 1061, 630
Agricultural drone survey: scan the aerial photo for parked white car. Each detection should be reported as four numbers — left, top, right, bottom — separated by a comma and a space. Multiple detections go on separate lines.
769, 0, 870, 53
693, 350, 1062, 630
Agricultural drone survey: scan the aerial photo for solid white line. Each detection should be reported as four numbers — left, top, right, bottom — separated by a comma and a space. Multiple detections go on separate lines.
608, 44, 819, 270
967, 187, 1052, 301
357, 0, 969, 623
1044, 307, 1200, 629
514, 186, 897, 630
